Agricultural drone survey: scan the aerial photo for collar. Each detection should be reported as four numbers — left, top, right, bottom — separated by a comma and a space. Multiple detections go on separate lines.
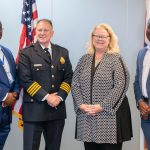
40, 43, 52, 50
147, 43, 150, 51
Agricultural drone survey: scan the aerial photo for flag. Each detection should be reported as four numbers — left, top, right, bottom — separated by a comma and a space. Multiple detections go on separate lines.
140, 0, 150, 149
12, 0, 38, 129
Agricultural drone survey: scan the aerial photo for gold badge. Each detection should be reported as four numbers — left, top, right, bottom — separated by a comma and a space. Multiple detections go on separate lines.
60, 57, 65, 64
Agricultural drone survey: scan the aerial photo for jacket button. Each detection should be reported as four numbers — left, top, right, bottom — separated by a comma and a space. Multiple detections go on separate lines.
52, 84, 55, 88
51, 65, 54, 69
52, 75, 54, 78
31, 99, 34, 102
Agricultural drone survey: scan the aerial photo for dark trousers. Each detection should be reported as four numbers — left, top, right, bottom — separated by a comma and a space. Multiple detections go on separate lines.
0, 124, 10, 150
23, 119, 65, 150
84, 142, 122, 150
141, 117, 150, 150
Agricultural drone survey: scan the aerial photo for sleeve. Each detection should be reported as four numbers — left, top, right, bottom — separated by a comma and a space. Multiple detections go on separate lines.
71, 55, 86, 113
18, 49, 48, 102
133, 51, 144, 105
57, 50, 73, 101
100, 56, 130, 115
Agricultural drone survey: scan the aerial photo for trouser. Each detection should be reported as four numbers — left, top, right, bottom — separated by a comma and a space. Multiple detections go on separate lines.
84, 142, 122, 150
0, 124, 10, 150
23, 119, 65, 150
141, 117, 150, 150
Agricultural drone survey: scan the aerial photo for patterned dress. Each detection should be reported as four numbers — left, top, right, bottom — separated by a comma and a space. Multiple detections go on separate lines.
71, 53, 131, 144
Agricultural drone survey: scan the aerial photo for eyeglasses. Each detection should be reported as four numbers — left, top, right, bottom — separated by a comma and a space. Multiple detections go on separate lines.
92, 34, 110, 40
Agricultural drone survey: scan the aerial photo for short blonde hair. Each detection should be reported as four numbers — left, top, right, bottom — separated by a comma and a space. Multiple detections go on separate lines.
87, 23, 120, 54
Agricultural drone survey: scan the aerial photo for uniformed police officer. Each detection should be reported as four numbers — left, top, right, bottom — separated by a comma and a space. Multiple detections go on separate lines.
18, 19, 73, 150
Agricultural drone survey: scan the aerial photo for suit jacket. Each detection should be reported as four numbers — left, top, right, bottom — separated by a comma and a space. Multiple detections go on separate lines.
134, 46, 150, 103
18, 42, 73, 122
0, 45, 19, 124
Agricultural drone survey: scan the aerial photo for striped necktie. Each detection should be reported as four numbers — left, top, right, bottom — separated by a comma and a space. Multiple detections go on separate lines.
44, 48, 51, 61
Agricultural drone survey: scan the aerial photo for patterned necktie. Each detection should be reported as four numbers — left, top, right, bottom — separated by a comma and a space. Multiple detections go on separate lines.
44, 48, 51, 61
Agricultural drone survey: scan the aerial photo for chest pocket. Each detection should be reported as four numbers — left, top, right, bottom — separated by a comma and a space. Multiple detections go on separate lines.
57, 63, 65, 71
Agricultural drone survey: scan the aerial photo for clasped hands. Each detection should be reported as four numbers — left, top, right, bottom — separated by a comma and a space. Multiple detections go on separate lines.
139, 100, 150, 120
79, 104, 103, 116
2, 92, 18, 107
46, 93, 61, 108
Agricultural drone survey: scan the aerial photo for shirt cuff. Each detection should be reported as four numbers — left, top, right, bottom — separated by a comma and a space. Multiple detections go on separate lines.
42, 94, 49, 101
2, 93, 8, 101
57, 96, 63, 101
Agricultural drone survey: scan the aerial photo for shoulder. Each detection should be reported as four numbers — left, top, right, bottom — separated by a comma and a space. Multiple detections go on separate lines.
0, 45, 13, 56
20, 43, 35, 54
52, 44, 68, 54
80, 54, 92, 61
106, 53, 120, 62
138, 47, 147, 56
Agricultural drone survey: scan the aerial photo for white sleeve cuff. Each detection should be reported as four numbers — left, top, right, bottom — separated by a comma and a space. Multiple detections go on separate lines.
42, 94, 49, 101
57, 96, 63, 101
2, 93, 8, 101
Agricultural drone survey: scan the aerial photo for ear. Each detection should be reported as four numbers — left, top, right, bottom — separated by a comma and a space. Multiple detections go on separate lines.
50, 30, 54, 38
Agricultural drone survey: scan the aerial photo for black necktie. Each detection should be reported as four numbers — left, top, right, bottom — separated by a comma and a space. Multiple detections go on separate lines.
44, 48, 51, 61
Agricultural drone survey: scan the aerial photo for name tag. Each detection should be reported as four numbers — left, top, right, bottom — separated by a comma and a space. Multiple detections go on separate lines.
34, 64, 42, 67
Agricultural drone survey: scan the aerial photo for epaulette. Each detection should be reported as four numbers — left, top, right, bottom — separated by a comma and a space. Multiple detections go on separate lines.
26, 43, 34, 48
55, 44, 67, 51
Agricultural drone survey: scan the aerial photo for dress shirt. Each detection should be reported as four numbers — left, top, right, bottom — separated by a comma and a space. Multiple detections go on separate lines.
40, 43, 52, 58
142, 46, 150, 98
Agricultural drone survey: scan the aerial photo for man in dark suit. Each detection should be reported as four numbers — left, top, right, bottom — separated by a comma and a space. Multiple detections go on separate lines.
18, 19, 73, 150
0, 21, 19, 150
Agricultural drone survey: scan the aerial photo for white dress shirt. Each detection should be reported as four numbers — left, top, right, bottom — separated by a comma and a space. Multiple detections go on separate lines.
142, 46, 150, 97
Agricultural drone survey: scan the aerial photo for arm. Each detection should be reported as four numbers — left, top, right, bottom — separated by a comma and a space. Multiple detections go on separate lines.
57, 50, 73, 101
71, 55, 87, 113
18, 49, 48, 102
100, 56, 130, 115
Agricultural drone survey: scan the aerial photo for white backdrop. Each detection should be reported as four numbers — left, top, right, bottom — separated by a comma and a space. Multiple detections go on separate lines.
0, 0, 145, 149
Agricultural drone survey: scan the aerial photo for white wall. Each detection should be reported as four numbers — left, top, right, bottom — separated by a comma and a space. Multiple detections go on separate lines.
0, 0, 145, 149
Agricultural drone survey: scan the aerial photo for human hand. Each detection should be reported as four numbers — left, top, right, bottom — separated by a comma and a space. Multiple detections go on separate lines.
139, 100, 149, 117
86, 104, 103, 116
46, 93, 61, 108
79, 104, 103, 116
2, 92, 18, 107
79, 104, 91, 112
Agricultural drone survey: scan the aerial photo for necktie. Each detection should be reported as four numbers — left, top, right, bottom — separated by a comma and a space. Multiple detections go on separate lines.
44, 48, 51, 61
